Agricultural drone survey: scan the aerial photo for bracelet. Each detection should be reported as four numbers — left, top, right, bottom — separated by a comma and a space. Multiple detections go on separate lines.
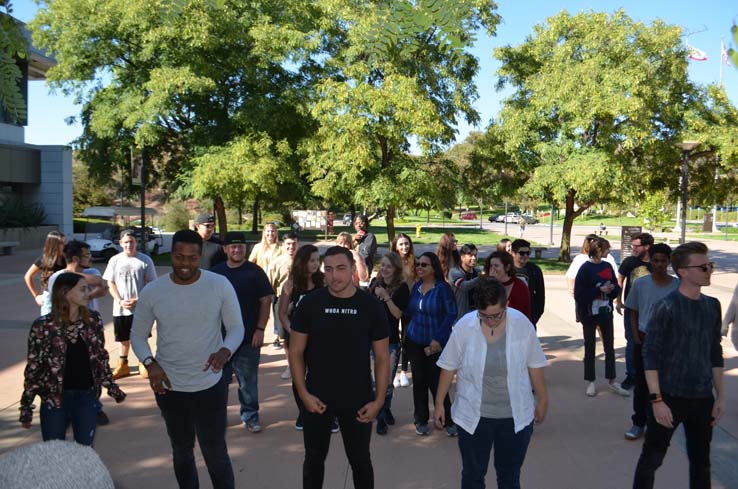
651, 398, 663, 404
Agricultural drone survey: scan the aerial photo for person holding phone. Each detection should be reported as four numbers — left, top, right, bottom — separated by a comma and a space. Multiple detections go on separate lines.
574, 237, 629, 398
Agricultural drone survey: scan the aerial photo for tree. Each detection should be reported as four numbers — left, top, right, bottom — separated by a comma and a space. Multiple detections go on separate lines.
31, 0, 319, 234
494, 10, 694, 260
300, 0, 501, 242
0, 2, 27, 124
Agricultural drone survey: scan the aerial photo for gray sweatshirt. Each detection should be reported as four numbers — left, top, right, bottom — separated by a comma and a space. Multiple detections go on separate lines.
131, 270, 244, 392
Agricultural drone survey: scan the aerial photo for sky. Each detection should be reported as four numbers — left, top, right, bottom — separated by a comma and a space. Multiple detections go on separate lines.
11, 0, 738, 147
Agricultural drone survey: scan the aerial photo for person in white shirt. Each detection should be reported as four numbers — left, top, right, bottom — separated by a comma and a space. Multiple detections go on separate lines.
131, 230, 244, 489
103, 229, 157, 380
434, 277, 548, 489
42, 240, 107, 315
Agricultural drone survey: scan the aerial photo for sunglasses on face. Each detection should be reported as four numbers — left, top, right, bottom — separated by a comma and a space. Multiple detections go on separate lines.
682, 262, 716, 273
517, 250, 530, 256
417, 262, 432, 268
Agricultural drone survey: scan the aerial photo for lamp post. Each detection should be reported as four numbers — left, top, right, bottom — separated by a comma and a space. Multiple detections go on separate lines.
676, 141, 699, 244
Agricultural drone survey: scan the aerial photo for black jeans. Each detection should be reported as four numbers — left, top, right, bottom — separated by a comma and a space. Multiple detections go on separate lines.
155, 377, 234, 489
633, 394, 714, 489
405, 339, 452, 426
631, 335, 648, 427
303, 407, 373, 489
581, 314, 615, 381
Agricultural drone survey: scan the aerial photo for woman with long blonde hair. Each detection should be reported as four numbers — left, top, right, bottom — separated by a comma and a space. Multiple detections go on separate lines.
24, 231, 66, 309
249, 222, 281, 271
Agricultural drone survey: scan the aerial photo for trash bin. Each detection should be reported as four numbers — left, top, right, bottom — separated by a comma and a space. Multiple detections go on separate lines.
416, 224, 422, 238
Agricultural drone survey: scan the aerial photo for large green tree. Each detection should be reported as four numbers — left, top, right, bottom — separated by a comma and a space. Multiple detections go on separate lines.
0, 1, 27, 124
494, 10, 694, 260
31, 0, 318, 233
300, 0, 500, 241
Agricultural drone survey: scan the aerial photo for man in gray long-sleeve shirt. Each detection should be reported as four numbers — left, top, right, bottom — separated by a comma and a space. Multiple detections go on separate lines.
132, 229, 244, 489
632, 242, 725, 489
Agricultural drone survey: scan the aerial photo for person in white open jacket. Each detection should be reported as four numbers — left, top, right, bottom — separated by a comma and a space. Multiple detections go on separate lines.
434, 277, 548, 489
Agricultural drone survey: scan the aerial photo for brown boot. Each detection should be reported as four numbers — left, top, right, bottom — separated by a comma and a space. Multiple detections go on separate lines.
112, 358, 130, 380
139, 362, 149, 379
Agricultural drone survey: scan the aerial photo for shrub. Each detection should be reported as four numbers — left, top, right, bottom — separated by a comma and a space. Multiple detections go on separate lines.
0, 197, 47, 228
161, 201, 191, 231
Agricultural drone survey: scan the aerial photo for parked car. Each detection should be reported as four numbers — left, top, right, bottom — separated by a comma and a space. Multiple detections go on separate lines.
459, 212, 477, 220
488, 214, 501, 223
495, 212, 522, 223
522, 214, 539, 225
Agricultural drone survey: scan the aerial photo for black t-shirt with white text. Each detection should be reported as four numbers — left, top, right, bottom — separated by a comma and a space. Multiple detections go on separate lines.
291, 287, 389, 410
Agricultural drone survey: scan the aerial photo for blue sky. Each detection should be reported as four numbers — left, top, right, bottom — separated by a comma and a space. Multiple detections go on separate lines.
12, 0, 738, 147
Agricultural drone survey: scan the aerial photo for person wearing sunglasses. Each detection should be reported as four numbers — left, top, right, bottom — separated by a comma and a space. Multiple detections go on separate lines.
633, 242, 724, 489
434, 277, 548, 489
405, 252, 458, 436
511, 239, 545, 328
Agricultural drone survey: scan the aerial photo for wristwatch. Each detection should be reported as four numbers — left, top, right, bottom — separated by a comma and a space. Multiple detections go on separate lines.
142, 356, 157, 368
649, 393, 663, 403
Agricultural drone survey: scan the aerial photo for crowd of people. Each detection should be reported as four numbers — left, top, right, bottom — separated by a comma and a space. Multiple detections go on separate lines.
16, 219, 730, 489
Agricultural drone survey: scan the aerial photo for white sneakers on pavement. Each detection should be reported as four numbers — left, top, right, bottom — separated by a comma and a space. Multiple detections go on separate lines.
280, 366, 291, 380
586, 382, 596, 397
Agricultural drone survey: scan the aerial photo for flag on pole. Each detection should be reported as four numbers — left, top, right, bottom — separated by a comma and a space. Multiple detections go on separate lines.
687, 41, 708, 61
722, 40, 731, 66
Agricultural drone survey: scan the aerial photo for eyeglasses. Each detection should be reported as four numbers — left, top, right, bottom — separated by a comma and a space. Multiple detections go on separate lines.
516, 250, 530, 256
478, 310, 506, 322
417, 262, 431, 268
682, 262, 716, 273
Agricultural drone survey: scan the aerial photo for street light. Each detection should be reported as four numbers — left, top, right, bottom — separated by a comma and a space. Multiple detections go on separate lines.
676, 141, 700, 244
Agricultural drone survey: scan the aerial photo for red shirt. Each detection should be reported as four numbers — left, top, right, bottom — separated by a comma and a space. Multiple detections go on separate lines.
506, 278, 532, 321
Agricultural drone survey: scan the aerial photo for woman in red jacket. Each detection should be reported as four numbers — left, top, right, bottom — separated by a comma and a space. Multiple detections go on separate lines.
484, 251, 532, 321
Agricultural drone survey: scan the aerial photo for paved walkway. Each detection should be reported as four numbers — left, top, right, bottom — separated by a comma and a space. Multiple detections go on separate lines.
1, 241, 737, 488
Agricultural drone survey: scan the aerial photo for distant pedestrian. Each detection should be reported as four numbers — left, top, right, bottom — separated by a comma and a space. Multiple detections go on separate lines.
435, 277, 548, 489
289, 246, 390, 489
632, 242, 724, 489
352, 214, 377, 278
132, 230, 244, 489
103, 229, 157, 380
212, 232, 273, 434
20, 272, 126, 445
574, 238, 629, 398
484, 251, 531, 322
194, 213, 226, 270
23, 230, 66, 310
517, 217, 526, 238
512, 239, 545, 328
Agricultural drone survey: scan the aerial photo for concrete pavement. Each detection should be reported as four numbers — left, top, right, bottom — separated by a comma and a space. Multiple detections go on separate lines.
1, 240, 737, 488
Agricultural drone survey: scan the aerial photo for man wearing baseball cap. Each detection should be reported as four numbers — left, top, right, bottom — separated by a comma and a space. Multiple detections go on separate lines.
194, 213, 226, 270
212, 232, 273, 433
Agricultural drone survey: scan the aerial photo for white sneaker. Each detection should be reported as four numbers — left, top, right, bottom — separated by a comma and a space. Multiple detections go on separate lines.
399, 372, 410, 387
609, 382, 631, 397
393, 376, 401, 388
586, 382, 596, 397
280, 366, 291, 380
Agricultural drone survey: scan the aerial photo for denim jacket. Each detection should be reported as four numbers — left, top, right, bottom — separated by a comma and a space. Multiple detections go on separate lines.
20, 312, 125, 424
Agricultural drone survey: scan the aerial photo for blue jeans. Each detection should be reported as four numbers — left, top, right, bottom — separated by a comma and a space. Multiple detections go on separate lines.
40, 388, 98, 446
623, 311, 635, 378
228, 344, 261, 424
155, 376, 234, 489
458, 418, 533, 489
370, 343, 400, 419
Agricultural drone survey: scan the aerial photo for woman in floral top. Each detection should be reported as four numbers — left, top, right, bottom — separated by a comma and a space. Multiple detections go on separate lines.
20, 272, 125, 445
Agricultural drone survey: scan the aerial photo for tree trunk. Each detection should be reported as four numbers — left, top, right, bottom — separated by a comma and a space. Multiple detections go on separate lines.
251, 197, 259, 234
427, 208, 430, 223
386, 205, 396, 243
559, 189, 591, 262
237, 202, 243, 226
214, 196, 227, 238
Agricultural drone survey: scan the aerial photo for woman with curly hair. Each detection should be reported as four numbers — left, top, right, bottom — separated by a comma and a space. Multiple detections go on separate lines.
436, 233, 460, 282
484, 251, 532, 322
19, 272, 125, 445
278, 244, 327, 430
24, 231, 66, 309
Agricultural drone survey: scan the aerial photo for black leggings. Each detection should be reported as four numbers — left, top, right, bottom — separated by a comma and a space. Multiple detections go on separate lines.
405, 339, 452, 426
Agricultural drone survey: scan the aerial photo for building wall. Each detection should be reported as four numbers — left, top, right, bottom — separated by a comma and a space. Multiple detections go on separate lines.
0, 123, 25, 145
25, 145, 73, 236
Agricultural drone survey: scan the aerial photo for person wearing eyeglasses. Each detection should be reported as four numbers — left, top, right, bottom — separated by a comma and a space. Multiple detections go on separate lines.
574, 237, 629, 398
633, 242, 724, 489
614, 232, 654, 391
194, 213, 226, 270
434, 277, 548, 489
511, 239, 545, 328
405, 252, 458, 436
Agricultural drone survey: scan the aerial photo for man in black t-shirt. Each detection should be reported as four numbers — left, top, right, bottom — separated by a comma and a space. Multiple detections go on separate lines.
290, 246, 389, 489
212, 232, 273, 433
615, 232, 653, 390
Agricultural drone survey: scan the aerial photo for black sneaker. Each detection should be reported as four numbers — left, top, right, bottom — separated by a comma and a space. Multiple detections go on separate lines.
384, 409, 395, 426
273, 338, 283, 350
96, 410, 110, 426
295, 415, 303, 431
330, 419, 340, 433
376, 418, 388, 435
621, 376, 635, 390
